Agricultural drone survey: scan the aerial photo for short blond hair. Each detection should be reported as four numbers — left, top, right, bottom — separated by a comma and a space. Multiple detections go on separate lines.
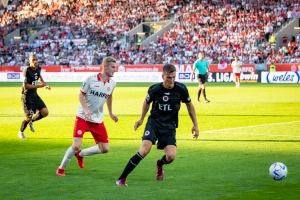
102, 57, 116, 66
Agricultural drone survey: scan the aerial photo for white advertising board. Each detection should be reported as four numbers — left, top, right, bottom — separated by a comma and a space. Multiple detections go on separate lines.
261, 72, 300, 83
0, 72, 165, 82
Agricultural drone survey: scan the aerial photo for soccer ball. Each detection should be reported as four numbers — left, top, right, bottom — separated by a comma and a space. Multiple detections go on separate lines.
269, 162, 288, 180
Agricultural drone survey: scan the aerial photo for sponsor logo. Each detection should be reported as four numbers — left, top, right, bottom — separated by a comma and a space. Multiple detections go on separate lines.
218, 62, 228, 70
207, 72, 258, 82
290, 64, 300, 72
90, 90, 110, 98
144, 130, 150, 136
7, 73, 20, 79
240, 73, 259, 82
178, 73, 192, 79
107, 86, 110, 92
118, 65, 125, 72
266, 72, 300, 83
158, 103, 172, 111
174, 64, 193, 72
241, 67, 255, 72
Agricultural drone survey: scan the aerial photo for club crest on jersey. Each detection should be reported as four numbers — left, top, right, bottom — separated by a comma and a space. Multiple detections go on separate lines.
162, 96, 169, 102
77, 130, 83, 135
107, 86, 110, 92
29, 109, 34, 115
144, 130, 150, 136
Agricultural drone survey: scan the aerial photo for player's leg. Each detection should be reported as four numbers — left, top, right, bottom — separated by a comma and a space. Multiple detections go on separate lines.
156, 130, 177, 180
31, 97, 49, 124
233, 74, 237, 87
19, 95, 34, 139
156, 145, 177, 181
116, 140, 152, 186
236, 73, 241, 88
56, 117, 85, 176
197, 74, 202, 102
76, 122, 109, 168
116, 124, 156, 186
32, 107, 49, 121
57, 137, 82, 174
56, 137, 83, 176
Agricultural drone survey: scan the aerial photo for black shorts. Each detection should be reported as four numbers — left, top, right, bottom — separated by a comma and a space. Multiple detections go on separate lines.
142, 121, 176, 150
197, 74, 206, 84
21, 94, 47, 117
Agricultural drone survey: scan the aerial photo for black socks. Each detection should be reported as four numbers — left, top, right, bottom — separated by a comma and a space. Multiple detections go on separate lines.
118, 152, 144, 180
20, 120, 29, 132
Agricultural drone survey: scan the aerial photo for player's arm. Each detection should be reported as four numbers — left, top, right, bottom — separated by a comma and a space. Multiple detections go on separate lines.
139, 100, 150, 122
78, 92, 92, 120
190, 63, 196, 81
23, 82, 46, 90
106, 94, 118, 122
185, 101, 199, 139
134, 100, 150, 131
38, 75, 51, 90
206, 60, 210, 72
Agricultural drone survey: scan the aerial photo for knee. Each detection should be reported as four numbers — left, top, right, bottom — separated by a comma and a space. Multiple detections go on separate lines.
72, 144, 81, 152
42, 110, 49, 117
166, 153, 176, 163
99, 146, 109, 154
72, 143, 81, 152
139, 147, 151, 157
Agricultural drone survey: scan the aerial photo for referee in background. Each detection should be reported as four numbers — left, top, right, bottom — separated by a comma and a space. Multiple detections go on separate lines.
190, 52, 210, 103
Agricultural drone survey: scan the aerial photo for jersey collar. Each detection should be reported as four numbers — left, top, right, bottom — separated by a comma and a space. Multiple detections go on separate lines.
97, 73, 110, 84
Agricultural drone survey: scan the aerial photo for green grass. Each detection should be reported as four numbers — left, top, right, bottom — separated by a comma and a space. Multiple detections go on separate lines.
0, 82, 300, 200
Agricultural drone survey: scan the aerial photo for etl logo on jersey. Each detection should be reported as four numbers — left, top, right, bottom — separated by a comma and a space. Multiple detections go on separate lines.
178, 73, 194, 80
7, 73, 20, 79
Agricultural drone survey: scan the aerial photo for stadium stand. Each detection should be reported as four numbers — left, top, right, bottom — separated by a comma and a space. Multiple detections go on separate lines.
0, 0, 300, 66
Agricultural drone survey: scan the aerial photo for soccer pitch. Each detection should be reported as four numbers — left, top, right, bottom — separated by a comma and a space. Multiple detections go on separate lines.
0, 82, 300, 200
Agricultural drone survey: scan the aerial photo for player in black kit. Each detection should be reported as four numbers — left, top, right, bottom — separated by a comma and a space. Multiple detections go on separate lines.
18, 55, 51, 139
116, 64, 199, 186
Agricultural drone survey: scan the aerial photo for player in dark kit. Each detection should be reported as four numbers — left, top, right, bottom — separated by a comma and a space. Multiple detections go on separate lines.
18, 54, 51, 139
116, 64, 199, 186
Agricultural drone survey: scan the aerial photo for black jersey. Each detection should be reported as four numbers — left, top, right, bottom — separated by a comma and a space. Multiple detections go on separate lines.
22, 66, 42, 96
146, 81, 191, 129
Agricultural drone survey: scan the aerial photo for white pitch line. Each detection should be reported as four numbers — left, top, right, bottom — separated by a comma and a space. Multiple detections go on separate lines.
206, 120, 300, 133
205, 131, 300, 138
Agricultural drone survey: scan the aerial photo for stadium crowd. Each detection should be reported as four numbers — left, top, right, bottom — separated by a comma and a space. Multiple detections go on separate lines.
0, 0, 300, 66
